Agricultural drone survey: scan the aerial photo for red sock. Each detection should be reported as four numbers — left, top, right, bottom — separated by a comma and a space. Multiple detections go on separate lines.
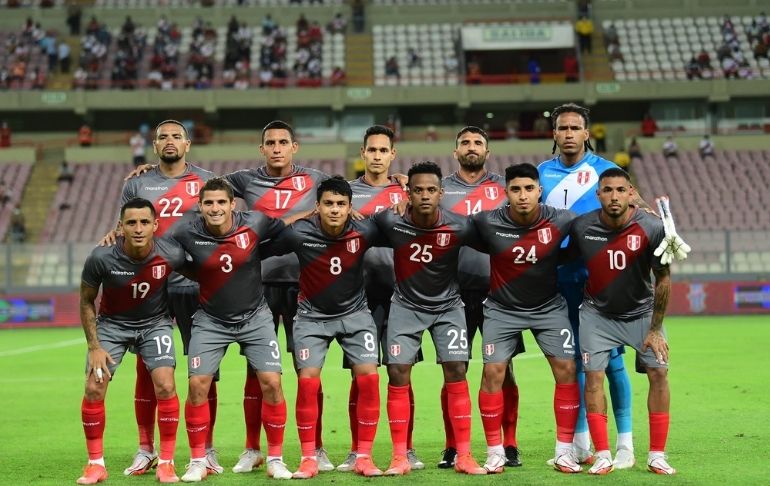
244, 373, 263, 450
440, 384, 455, 448
157, 395, 179, 461
407, 384, 415, 450
445, 380, 472, 454
502, 383, 519, 447
478, 390, 504, 447
387, 384, 410, 457
554, 383, 580, 443
348, 378, 358, 451
586, 412, 609, 452
82, 398, 105, 460
134, 358, 156, 451
355, 374, 380, 456
262, 400, 287, 458
315, 382, 324, 448
206, 382, 217, 449
185, 400, 210, 459
296, 377, 321, 457
649, 412, 670, 452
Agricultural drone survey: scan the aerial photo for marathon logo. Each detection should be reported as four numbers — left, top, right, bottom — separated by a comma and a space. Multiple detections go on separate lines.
144, 186, 169, 191
394, 226, 416, 236
185, 181, 200, 196
584, 235, 608, 241
152, 264, 166, 280
627, 234, 641, 251
495, 232, 520, 239
292, 176, 307, 191
110, 270, 135, 276
235, 233, 250, 249
303, 242, 327, 248
194, 240, 216, 245
436, 233, 451, 247
537, 227, 552, 244
346, 238, 360, 254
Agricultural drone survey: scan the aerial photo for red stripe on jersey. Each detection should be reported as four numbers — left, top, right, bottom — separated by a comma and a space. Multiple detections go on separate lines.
151, 174, 206, 236
197, 226, 259, 306
357, 185, 407, 216
449, 179, 506, 216
297, 230, 367, 303
250, 173, 314, 218
393, 224, 459, 284
489, 221, 562, 294
584, 223, 649, 298
99, 254, 173, 316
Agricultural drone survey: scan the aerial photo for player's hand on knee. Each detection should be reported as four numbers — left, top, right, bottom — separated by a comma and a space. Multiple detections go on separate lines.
98, 229, 121, 247
124, 163, 155, 181
642, 330, 669, 365
87, 347, 116, 383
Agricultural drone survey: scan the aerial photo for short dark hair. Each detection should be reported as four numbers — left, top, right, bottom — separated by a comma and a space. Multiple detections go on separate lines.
120, 197, 156, 219
455, 126, 489, 147
262, 120, 296, 144
316, 175, 352, 202
407, 161, 442, 185
505, 163, 539, 183
551, 102, 590, 128
363, 125, 395, 147
155, 119, 189, 140
598, 167, 631, 183
199, 177, 235, 201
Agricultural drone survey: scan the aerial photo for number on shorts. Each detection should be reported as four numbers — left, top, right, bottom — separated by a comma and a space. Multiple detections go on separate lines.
511, 245, 538, 264
409, 243, 433, 263
220, 254, 233, 273
329, 256, 342, 275
560, 328, 574, 349
274, 189, 292, 209
158, 197, 183, 217
269, 340, 280, 360
363, 332, 376, 352
447, 329, 468, 350
153, 335, 173, 354
131, 282, 150, 299
607, 249, 626, 270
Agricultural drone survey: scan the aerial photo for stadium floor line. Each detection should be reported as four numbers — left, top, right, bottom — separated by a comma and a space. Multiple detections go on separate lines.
0, 337, 83, 357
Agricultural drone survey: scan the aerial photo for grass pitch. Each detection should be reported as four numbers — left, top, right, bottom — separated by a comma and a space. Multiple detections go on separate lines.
1, 315, 768, 485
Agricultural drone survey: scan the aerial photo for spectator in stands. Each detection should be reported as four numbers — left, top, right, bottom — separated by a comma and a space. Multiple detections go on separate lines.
297, 14, 309, 34
716, 42, 732, 61
720, 15, 735, 36
130, 131, 147, 166
505, 119, 519, 139
528, 56, 541, 84
696, 49, 712, 69
577, 0, 592, 17
444, 53, 458, 74
641, 112, 658, 137
603, 22, 619, 47
562, 52, 579, 82
58, 40, 71, 73
698, 134, 715, 159
9, 58, 26, 86
607, 43, 624, 62
662, 136, 678, 159
425, 125, 438, 143
754, 41, 768, 60
592, 122, 607, 152
352, 0, 365, 33
40, 30, 58, 72
747, 19, 761, 45
258, 65, 273, 87
328, 13, 347, 34
759, 12, 770, 34
628, 137, 642, 159
533, 115, 549, 137
30, 66, 46, 89
262, 14, 276, 36
0, 180, 9, 207
575, 15, 594, 54
72, 66, 87, 89
685, 57, 702, 80
721, 55, 739, 79
0, 121, 11, 147
408, 48, 422, 68
67, 3, 82, 36
78, 124, 93, 147
613, 149, 630, 169
385, 56, 400, 79
10, 204, 26, 243
330, 66, 346, 86
57, 160, 75, 184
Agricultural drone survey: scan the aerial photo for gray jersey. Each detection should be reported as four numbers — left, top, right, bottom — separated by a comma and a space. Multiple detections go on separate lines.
570, 209, 666, 319
81, 237, 187, 327
224, 165, 328, 283
265, 216, 383, 319
373, 209, 478, 312
120, 163, 214, 288
473, 204, 576, 310
441, 171, 507, 291
349, 176, 406, 291
170, 211, 285, 324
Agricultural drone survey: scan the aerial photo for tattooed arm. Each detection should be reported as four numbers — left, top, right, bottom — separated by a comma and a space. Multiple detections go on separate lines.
643, 265, 671, 364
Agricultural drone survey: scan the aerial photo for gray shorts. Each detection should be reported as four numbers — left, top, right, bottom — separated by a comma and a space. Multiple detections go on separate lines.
293, 309, 380, 370
168, 285, 200, 355
482, 297, 575, 363
386, 301, 469, 365
579, 305, 668, 372
87, 318, 177, 376
188, 308, 282, 376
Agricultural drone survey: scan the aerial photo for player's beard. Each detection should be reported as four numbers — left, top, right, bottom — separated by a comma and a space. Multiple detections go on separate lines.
457, 152, 486, 171
159, 152, 183, 164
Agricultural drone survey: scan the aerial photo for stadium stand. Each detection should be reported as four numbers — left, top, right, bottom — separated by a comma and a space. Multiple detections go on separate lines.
0, 162, 32, 241
92, 0, 344, 9
0, 22, 50, 90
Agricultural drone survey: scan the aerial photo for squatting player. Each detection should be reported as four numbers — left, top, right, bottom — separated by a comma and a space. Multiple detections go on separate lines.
264, 177, 385, 479
373, 161, 486, 476
471, 164, 580, 474
569, 168, 675, 476
77, 198, 187, 484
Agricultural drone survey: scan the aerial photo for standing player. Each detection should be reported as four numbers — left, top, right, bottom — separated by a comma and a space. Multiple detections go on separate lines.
538, 103, 641, 467
569, 168, 674, 475
438, 126, 522, 468
373, 161, 486, 476
77, 198, 187, 484
170, 178, 292, 482
264, 177, 385, 478
471, 164, 581, 474
339, 125, 424, 472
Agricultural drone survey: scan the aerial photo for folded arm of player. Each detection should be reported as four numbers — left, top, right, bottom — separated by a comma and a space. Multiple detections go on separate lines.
653, 196, 691, 265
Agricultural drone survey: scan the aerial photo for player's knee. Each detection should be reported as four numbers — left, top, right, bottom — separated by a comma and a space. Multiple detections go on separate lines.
606, 352, 626, 373
188, 375, 212, 405
551, 357, 577, 384
352, 363, 377, 377
584, 371, 605, 393
481, 363, 506, 392
84, 381, 106, 401
386, 364, 411, 386
258, 372, 284, 403
646, 367, 668, 388
153, 376, 176, 399
442, 361, 467, 382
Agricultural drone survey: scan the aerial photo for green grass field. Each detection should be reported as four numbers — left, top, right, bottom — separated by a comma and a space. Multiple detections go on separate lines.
2, 315, 768, 485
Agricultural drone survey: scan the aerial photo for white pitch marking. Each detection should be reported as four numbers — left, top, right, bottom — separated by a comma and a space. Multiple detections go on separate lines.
0, 337, 83, 357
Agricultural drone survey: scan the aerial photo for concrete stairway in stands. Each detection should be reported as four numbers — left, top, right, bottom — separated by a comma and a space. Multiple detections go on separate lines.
345, 33, 374, 86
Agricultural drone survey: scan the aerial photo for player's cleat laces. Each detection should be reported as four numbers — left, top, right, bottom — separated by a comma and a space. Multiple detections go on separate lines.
504, 445, 522, 467
613, 448, 636, 470
482, 451, 506, 474
384, 455, 411, 476
587, 452, 614, 475
77, 464, 108, 485
553, 451, 582, 473
292, 457, 319, 479
315, 447, 334, 472
336, 451, 357, 472
232, 448, 265, 473
354, 456, 383, 477
454, 453, 487, 475
123, 449, 158, 476
437, 447, 457, 468
204, 448, 224, 474
156, 462, 180, 483
406, 449, 425, 470
180, 460, 208, 483
266, 459, 292, 480
647, 453, 676, 475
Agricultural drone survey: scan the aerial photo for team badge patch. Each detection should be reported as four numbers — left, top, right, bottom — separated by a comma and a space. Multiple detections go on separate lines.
484, 344, 495, 356
484, 186, 499, 200
582, 353, 590, 365
389, 192, 403, 204
185, 181, 200, 196
191, 356, 201, 369
347, 238, 360, 253
152, 264, 166, 280
292, 176, 306, 191
436, 233, 451, 247
576, 171, 591, 186
627, 234, 641, 251
298, 348, 310, 361
235, 233, 250, 249
537, 227, 552, 244
390, 344, 401, 357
